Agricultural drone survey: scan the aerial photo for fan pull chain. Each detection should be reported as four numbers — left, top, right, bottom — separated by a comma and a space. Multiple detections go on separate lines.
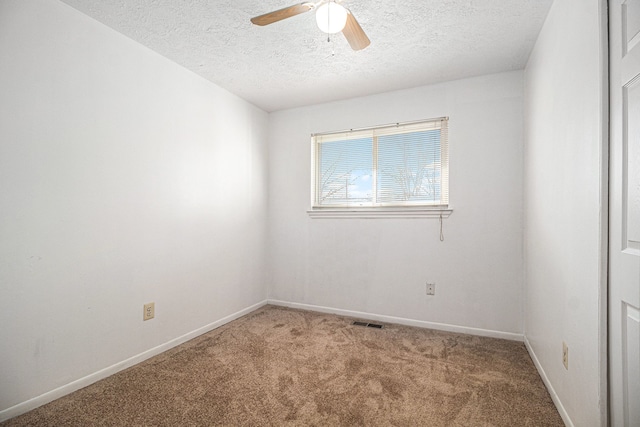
326, 1, 331, 43
325, 33, 335, 57
439, 214, 445, 242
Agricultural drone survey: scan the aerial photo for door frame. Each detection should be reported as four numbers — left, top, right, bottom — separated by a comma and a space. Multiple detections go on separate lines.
599, 0, 610, 425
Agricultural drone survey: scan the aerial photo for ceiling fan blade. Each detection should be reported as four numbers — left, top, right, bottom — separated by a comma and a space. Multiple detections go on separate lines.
250, 3, 315, 26
342, 10, 370, 51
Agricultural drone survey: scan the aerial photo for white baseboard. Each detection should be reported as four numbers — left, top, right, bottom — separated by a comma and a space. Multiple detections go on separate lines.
2, 299, 524, 422
267, 299, 524, 342
0, 300, 268, 423
524, 336, 572, 427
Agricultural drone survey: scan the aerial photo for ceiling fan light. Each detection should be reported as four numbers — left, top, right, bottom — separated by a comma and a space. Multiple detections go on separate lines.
315, 2, 348, 34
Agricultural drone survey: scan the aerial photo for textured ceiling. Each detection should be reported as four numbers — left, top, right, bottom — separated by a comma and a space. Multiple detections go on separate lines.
59, 0, 553, 112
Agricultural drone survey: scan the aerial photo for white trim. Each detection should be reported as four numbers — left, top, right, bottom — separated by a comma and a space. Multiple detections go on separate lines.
311, 116, 449, 137
0, 300, 268, 423
597, 0, 609, 425
267, 299, 523, 341
524, 336, 574, 427
1, 299, 523, 422
307, 207, 453, 219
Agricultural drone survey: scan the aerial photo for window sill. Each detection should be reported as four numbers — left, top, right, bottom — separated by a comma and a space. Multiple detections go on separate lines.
307, 207, 453, 219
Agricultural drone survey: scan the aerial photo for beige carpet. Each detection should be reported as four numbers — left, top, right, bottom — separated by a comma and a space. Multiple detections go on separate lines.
3, 305, 563, 426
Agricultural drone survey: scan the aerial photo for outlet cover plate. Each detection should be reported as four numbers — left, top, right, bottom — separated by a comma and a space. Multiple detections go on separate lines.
144, 302, 155, 321
426, 283, 436, 295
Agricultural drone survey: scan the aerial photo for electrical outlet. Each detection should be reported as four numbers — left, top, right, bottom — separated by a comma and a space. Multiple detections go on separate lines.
426, 282, 436, 295
143, 302, 155, 321
562, 342, 568, 370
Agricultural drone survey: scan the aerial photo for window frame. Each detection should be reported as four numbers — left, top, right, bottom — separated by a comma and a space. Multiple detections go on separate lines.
308, 117, 452, 219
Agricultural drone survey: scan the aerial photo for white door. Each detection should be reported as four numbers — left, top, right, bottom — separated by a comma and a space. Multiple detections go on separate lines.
609, 1, 640, 425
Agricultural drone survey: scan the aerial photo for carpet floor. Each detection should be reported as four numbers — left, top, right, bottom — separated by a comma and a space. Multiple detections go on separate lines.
3, 305, 563, 426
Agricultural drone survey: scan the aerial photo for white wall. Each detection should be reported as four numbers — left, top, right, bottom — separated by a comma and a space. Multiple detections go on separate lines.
268, 71, 524, 336
0, 0, 268, 415
523, 0, 606, 425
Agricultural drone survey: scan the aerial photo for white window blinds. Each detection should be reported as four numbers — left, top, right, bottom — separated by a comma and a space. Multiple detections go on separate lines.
312, 118, 449, 208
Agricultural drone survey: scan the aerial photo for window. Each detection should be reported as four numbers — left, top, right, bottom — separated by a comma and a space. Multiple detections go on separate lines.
310, 117, 449, 217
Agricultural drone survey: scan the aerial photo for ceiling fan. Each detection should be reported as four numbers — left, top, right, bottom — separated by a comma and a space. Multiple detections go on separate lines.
250, 1, 370, 51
